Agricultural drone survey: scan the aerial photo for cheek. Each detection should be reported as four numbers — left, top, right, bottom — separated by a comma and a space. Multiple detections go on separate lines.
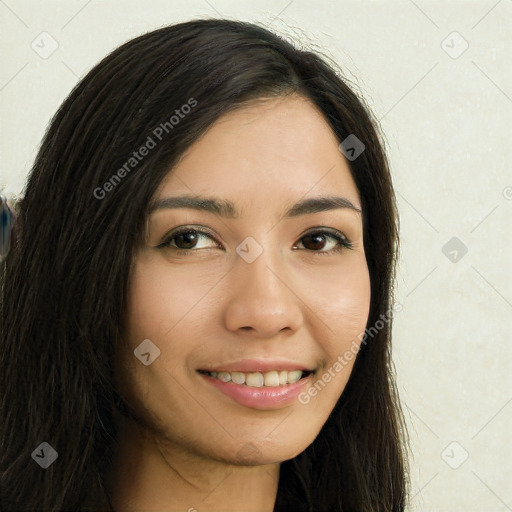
300, 258, 371, 408
118, 258, 220, 421
309, 256, 371, 343
125, 257, 216, 343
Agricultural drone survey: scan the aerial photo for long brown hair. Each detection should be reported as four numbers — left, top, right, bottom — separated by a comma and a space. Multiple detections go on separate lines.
1, 19, 409, 511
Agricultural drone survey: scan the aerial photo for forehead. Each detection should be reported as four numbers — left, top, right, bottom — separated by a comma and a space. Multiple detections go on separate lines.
155, 94, 361, 213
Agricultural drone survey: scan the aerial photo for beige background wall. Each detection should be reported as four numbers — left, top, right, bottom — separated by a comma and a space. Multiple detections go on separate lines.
1, 1, 510, 510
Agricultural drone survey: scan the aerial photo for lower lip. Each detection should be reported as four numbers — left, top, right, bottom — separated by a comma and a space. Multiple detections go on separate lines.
198, 372, 313, 410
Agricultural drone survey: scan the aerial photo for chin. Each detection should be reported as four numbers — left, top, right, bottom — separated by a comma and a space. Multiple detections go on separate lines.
218, 433, 317, 467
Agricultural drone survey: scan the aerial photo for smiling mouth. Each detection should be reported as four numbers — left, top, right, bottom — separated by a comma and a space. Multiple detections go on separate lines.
197, 369, 313, 387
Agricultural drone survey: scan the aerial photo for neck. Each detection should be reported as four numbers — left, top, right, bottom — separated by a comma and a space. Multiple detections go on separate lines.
107, 416, 280, 512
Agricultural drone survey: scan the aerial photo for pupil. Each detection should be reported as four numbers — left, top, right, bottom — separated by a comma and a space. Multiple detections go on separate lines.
306, 234, 325, 250
177, 231, 197, 249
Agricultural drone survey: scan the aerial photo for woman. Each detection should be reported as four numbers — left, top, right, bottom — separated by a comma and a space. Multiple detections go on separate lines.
1, 19, 409, 511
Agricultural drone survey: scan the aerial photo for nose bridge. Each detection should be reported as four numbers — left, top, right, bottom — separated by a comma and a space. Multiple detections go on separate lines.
239, 243, 285, 297
223, 237, 303, 336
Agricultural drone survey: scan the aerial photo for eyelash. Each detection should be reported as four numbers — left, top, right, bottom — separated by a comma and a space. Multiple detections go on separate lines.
158, 226, 354, 256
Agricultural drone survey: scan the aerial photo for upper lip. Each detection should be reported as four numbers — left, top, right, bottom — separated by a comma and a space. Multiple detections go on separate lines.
198, 358, 315, 373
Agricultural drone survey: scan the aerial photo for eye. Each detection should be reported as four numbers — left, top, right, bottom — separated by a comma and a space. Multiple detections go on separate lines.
157, 226, 353, 256
293, 228, 353, 255
158, 227, 220, 253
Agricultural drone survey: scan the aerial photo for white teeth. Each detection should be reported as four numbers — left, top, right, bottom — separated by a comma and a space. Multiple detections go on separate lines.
206, 369, 306, 387
287, 370, 302, 384
217, 372, 231, 382
264, 370, 280, 387
246, 372, 264, 387
231, 371, 246, 385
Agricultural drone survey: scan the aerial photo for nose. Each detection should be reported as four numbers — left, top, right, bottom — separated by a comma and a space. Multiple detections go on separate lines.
222, 247, 304, 338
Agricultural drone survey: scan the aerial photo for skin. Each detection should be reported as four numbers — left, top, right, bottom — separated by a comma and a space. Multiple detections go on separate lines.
108, 94, 371, 512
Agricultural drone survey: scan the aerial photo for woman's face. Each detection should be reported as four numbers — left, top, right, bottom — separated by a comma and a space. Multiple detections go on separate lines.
117, 94, 371, 465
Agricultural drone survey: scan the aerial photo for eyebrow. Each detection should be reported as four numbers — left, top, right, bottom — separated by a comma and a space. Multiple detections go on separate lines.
148, 195, 362, 218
